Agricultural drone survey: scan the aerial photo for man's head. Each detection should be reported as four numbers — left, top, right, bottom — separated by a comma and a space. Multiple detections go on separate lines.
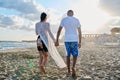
67, 10, 74, 16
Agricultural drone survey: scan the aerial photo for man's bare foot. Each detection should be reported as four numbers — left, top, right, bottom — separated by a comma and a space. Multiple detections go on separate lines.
72, 67, 76, 78
66, 72, 71, 77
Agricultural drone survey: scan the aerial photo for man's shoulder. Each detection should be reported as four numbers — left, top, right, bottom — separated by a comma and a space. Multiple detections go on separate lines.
62, 17, 68, 20
61, 17, 71, 22
72, 17, 79, 21
63, 16, 79, 20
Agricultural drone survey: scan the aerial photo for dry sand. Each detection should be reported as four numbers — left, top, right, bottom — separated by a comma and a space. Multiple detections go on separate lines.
0, 41, 120, 80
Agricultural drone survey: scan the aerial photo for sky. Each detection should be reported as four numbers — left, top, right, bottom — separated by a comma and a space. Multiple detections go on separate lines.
0, 0, 120, 41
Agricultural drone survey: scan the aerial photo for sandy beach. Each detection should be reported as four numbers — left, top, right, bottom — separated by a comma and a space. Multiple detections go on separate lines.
0, 41, 120, 80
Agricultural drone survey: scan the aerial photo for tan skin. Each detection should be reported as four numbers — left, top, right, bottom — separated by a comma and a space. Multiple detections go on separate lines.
36, 17, 48, 74
55, 17, 82, 75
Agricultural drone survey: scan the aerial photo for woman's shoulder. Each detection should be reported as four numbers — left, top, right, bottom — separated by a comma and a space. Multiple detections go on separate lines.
35, 22, 39, 25
44, 22, 50, 26
45, 22, 50, 25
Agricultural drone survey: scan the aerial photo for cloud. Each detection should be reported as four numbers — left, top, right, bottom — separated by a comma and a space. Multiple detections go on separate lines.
107, 18, 120, 28
98, 0, 120, 33
97, 17, 120, 34
111, 19, 120, 27
0, 0, 61, 32
0, 0, 42, 14
0, 15, 14, 26
0, 14, 35, 30
3, 0, 120, 34
0, 0, 43, 30
0, 0, 46, 21
99, 0, 120, 16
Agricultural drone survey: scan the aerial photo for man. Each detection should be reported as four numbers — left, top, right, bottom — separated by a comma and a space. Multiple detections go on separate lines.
55, 10, 82, 77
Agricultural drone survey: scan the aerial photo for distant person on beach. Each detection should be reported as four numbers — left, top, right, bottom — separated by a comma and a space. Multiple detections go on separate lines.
55, 10, 82, 77
35, 12, 55, 74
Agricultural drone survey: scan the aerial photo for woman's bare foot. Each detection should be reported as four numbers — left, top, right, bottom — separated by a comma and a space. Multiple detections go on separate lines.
40, 66, 46, 74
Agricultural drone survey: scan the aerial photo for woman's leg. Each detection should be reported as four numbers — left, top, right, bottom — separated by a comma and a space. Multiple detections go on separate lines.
39, 51, 45, 73
39, 51, 48, 73
39, 52, 48, 74
42, 52, 48, 65
39, 51, 44, 66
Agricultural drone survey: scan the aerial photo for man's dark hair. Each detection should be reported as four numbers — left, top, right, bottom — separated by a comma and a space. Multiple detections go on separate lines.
40, 12, 47, 21
67, 10, 74, 16
68, 10, 73, 13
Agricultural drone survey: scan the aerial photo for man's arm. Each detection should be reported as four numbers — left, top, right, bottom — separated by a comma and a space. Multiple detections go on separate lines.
78, 27, 82, 48
55, 26, 63, 46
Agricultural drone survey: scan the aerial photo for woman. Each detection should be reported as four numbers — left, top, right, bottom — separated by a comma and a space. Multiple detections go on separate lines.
35, 12, 55, 74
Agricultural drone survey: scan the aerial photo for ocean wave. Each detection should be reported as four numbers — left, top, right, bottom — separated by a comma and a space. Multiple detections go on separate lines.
0, 41, 36, 50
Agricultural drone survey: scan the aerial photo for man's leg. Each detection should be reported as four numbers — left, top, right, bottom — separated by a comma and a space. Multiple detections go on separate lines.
72, 56, 77, 78
72, 56, 77, 69
71, 42, 78, 77
65, 42, 71, 76
66, 56, 71, 73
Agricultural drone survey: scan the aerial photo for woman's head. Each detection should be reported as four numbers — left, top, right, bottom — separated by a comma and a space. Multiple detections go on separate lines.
40, 12, 47, 22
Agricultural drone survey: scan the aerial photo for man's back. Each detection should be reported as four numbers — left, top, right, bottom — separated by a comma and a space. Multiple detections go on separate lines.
60, 16, 81, 42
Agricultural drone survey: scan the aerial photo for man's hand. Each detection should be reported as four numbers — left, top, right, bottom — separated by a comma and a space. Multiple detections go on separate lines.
78, 43, 81, 48
55, 41, 59, 46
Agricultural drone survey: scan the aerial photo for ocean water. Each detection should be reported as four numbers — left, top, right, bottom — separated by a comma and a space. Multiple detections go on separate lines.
0, 41, 36, 50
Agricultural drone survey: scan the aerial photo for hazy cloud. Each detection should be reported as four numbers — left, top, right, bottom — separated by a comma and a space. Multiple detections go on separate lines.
107, 18, 120, 27
99, 0, 120, 32
99, 0, 120, 16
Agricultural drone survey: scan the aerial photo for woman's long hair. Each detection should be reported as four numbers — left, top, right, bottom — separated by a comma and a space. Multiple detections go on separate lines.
40, 12, 47, 22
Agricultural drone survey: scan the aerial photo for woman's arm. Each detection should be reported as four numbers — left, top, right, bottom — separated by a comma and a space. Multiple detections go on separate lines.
47, 24, 56, 42
35, 24, 38, 35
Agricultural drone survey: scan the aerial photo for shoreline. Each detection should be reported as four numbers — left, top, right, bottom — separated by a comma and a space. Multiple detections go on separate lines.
0, 47, 37, 53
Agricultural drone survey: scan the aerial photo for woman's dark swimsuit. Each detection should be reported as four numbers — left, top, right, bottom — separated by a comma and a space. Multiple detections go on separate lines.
37, 36, 48, 52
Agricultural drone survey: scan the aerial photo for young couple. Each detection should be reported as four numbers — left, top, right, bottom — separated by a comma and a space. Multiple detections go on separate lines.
35, 10, 82, 77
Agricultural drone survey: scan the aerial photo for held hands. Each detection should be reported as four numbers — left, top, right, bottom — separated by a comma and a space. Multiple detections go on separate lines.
55, 41, 59, 47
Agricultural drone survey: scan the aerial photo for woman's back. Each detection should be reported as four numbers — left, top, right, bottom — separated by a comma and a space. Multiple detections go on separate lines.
35, 22, 49, 36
